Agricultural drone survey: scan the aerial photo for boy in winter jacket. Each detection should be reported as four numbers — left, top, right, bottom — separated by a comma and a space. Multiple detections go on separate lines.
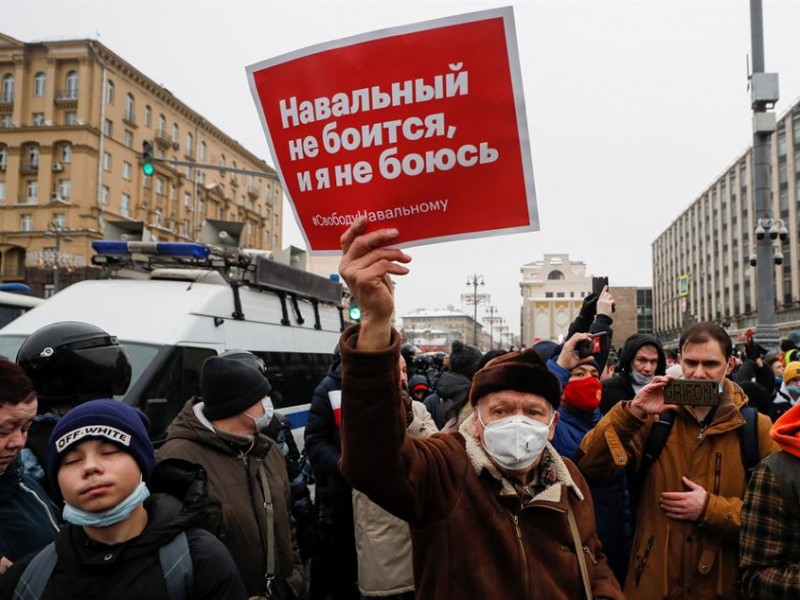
0, 400, 246, 600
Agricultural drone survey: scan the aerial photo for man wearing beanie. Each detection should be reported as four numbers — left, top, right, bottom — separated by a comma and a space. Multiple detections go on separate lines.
336, 219, 623, 600
423, 340, 483, 430
739, 401, 800, 597
0, 399, 246, 599
158, 356, 306, 600
770, 360, 800, 421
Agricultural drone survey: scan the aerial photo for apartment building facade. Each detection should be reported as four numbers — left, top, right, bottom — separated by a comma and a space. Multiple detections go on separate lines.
652, 100, 800, 344
0, 32, 282, 296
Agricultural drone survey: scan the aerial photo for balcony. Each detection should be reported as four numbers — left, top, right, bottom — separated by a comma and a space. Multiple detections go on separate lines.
123, 113, 137, 128
248, 183, 261, 198
0, 94, 12, 110
155, 128, 172, 148
17, 195, 38, 205
20, 162, 39, 174
54, 90, 78, 107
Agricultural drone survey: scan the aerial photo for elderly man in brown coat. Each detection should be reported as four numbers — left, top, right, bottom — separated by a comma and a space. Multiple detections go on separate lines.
336, 218, 623, 600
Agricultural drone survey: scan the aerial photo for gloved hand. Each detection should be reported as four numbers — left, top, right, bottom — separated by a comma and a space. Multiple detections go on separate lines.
579, 293, 599, 320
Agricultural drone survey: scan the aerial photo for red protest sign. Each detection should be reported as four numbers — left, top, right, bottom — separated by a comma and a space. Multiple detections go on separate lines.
247, 7, 538, 253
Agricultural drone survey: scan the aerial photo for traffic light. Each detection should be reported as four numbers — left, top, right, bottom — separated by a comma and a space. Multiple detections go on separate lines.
348, 298, 361, 322
141, 141, 155, 176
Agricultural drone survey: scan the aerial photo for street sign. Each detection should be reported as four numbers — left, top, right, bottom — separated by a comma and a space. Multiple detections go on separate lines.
247, 7, 538, 252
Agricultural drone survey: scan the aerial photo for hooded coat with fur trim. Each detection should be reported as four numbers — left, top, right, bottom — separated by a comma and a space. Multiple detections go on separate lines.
339, 327, 623, 600
577, 380, 779, 600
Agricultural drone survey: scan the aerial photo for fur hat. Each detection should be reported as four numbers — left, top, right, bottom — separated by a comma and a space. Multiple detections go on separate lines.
201, 356, 272, 420
469, 348, 562, 409
449, 341, 483, 379
784, 361, 800, 384
46, 399, 155, 492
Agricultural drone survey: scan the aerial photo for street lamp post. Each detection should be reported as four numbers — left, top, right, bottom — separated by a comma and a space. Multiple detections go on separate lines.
466, 274, 484, 346
485, 305, 498, 350
44, 221, 72, 295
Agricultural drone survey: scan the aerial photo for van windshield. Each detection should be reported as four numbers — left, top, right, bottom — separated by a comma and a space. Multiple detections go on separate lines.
0, 334, 161, 401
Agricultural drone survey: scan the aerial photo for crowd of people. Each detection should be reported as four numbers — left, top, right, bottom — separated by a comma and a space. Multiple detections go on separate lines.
2, 216, 800, 599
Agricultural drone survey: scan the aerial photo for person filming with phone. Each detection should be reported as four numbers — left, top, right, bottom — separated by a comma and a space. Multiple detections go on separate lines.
577, 322, 778, 600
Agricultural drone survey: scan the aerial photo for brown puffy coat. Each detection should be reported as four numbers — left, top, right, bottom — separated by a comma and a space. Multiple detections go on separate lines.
158, 400, 305, 598
340, 327, 624, 600
577, 380, 778, 599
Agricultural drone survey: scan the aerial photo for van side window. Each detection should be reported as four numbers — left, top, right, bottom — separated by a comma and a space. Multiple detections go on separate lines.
141, 346, 216, 440
254, 351, 331, 410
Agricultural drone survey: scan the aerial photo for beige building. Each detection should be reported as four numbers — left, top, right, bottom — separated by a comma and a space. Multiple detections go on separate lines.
0, 32, 282, 296
401, 308, 485, 350
520, 254, 591, 344
653, 99, 800, 345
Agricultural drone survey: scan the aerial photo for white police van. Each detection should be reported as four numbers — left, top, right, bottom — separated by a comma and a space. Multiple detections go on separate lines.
0, 241, 344, 446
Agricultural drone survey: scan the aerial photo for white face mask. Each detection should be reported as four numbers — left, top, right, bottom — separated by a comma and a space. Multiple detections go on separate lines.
477, 410, 554, 471
244, 397, 275, 433
630, 369, 654, 387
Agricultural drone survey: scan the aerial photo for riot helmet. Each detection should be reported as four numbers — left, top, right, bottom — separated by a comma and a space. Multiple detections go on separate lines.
16, 321, 132, 409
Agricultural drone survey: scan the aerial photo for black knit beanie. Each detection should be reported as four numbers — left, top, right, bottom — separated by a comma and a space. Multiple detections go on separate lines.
201, 356, 272, 420
449, 341, 483, 379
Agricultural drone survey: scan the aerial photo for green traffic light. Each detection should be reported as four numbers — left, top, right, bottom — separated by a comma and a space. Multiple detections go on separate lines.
142, 162, 155, 176
349, 306, 361, 321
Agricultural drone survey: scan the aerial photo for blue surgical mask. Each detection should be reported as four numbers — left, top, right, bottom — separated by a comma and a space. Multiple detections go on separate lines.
63, 480, 150, 527
788, 385, 800, 397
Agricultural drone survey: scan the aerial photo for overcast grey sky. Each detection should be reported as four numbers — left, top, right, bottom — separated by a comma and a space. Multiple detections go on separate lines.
5, 0, 800, 340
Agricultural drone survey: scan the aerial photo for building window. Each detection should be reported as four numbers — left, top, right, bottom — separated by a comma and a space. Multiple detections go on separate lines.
33, 72, 45, 97
155, 177, 165, 195
182, 219, 189, 237
101, 185, 109, 205
103, 118, 113, 137
20, 214, 32, 232
185, 133, 193, 156
26, 180, 38, 201
124, 129, 133, 148
2, 74, 14, 102
548, 270, 565, 280
273, 233, 279, 249
169, 184, 176, 201
58, 179, 71, 199
59, 143, 72, 163
0, 114, 12, 128
158, 114, 166, 136
64, 111, 77, 125
0, 145, 6, 170
26, 145, 39, 168
122, 161, 132, 180
154, 207, 162, 227
171, 123, 179, 143
53, 213, 66, 229
219, 154, 226, 175
0, 182, 5, 200
183, 191, 191, 207
144, 105, 152, 128
104, 79, 114, 104
103, 152, 111, 171
199, 141, 206, 160
125, 93, 135, 122
66, 70, 79, 99
32, 112, 45, 126
121, 193, 130, 217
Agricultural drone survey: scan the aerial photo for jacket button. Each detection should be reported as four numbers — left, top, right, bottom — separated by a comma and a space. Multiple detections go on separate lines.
726, 514, 732, 519
616, 456, 624, 463
700, 565, 708, 572
104, 553, 113, 561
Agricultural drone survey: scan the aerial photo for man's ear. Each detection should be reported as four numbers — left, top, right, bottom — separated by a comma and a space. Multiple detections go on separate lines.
548, 410, 559, 441
726, 356, 737, 375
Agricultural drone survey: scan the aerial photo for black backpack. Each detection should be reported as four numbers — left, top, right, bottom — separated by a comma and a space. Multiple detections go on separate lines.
629, 406, 761, 514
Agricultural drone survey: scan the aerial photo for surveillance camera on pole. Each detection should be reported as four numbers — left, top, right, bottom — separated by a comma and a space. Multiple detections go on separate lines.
749, 252, 758, 267
755, 223, 766, 240
774, 246, 784, 265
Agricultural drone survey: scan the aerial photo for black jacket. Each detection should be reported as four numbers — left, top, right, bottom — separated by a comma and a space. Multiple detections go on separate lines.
423, 370, 472, 430
601, 333, 666, 414
0, 455, 60, 562
0, 460, 246, 600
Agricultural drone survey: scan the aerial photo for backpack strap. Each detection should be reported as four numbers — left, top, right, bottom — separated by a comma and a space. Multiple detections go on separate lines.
159, 531, 194, 600
13, 542, 57, 600
639, 410, 676, 474
738, 406, 760, 479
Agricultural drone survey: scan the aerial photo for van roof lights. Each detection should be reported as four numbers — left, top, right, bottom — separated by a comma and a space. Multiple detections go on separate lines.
0, 283, 32, 294
92, 241, 211, 260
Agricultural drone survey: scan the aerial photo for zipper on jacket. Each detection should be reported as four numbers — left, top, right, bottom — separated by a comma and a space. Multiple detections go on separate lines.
714, 452, 722, 495
511, 513, 530, 596
19, 481, 60, 532
583, 545, 597, 565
